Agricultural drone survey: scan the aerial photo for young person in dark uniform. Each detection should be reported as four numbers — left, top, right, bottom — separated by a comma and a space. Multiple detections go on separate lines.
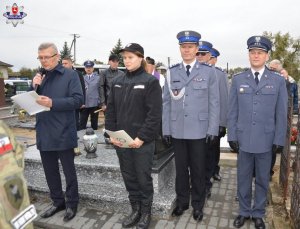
105, 43, 162, 229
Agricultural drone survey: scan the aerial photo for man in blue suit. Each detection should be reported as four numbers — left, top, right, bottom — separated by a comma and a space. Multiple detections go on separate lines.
163, 30, 220, 221
227, 36, 288, 229
32, 42, 83, 222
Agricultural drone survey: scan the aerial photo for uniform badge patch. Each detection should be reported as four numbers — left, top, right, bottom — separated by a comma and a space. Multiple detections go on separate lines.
0, 136, 13, 155
133, 85, 145, 89
4, 176, 24, 210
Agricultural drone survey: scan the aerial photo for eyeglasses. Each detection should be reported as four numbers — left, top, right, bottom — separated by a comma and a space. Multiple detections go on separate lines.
196, 52, 208, 56
37, 54, 57, 61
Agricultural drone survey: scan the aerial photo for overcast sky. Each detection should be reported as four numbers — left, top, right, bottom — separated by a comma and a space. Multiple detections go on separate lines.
1, 0, 299, 71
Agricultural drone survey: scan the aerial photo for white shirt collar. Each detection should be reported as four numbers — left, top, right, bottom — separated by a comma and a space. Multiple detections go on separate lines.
183, 59, 196, 71
251, 67, 265, 81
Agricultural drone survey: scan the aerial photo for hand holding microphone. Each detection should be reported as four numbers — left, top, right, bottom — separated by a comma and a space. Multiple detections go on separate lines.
33, 68, 46, 92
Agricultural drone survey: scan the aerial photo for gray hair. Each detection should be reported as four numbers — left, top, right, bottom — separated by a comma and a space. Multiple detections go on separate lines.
269, 59, 283, 71
38, 42, 58, 54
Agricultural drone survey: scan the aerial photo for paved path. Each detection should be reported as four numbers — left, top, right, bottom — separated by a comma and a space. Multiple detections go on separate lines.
32, 165, 272, 229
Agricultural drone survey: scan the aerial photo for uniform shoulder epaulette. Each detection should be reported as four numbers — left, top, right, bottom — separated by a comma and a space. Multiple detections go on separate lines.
215, 66, 225, 72
273, 71, 281, 76
233, 70, 247, 77
200, 62, 212, 67
169, 63, 180, 69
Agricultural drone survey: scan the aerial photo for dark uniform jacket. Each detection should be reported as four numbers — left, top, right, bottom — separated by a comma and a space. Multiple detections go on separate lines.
100, 68, 124, 106
75, 69, 86, 104
35, 64, 84, 151
105, 66, 162, 143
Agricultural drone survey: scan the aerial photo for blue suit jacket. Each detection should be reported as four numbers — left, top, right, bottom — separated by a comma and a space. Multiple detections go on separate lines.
227, 68, 288, 153
36, 65, 84, 151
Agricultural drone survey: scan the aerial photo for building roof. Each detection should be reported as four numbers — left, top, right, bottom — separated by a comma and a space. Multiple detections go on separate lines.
0, 61, 13, 67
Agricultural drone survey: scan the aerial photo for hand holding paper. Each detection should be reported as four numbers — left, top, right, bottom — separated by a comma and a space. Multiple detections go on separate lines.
128, 137, 144, 148
11, 91, 50, 115
36, 95, 52, 108
105, 130, 134, 148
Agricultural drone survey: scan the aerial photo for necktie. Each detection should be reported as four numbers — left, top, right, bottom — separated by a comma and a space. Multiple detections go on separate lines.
186, 65, 191, 77
254, 72, 259, 85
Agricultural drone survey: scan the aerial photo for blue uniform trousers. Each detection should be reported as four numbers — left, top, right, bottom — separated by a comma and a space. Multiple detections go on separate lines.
237, 150, 272, 218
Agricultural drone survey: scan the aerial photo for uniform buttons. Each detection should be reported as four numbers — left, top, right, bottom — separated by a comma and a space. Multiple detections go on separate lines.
185, 115, 188, 117
253, 112, 256, 115
254, 101, 257, 104
252, 122, 256, 125
256, 92, 259, 95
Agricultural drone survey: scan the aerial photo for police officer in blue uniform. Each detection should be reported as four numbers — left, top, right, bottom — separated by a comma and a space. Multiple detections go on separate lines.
80, 60, 101, 130
227, 36, 288, 229
208, 47, 229, 182
162, 30, 220, 221
197, 42, 229, 198
196, 41, 213, 63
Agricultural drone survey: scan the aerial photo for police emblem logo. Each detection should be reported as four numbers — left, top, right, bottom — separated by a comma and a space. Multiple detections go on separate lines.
184, 31, 190, 36
4, 176, 24, 210
3, 3, 27, 27
199, 41, 203, 46
255, 36, 261, 42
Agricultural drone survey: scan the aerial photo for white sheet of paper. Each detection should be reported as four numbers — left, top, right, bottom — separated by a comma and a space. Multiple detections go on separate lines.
105, 129, 134, 148
11, 91, 50, 115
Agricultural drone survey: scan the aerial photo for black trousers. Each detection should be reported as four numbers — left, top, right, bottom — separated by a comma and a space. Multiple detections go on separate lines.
79, 106, 99, 130
40, 149, 79, 208
270, 150, 277, 176
205, 137, 221, 188
75, 109, 80, 131
172, 138, 206, 210
116, 141, 155, 205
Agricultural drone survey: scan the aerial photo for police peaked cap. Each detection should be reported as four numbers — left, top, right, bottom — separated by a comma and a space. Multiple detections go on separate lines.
198, 41, 213, 52
247, 36, 272, 52
210, 48, 220, 58
177, 30, 201, 44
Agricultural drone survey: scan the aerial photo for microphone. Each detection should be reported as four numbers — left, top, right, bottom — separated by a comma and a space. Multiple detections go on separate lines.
35, 67, 46, 92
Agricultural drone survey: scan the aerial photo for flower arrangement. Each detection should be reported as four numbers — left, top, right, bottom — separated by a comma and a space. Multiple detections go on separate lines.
291, 127, 298, 145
